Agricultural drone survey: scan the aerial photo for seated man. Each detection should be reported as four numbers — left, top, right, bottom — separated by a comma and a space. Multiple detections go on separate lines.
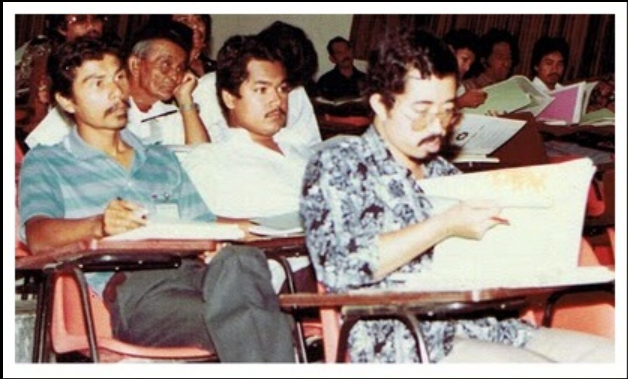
25, 21, 209, 148
530, 36, 569, 93
185, 35, 310, 218
443, 28, 487, 109
18, 37, 294, 362
316, 36, 366, 100
183, 35, 312, 291
463, 28, 519, 90
193, 21, 321, 149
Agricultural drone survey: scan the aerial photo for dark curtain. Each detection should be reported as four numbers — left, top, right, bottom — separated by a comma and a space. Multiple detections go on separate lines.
15, 14, 151, 50
350, 14, 615, 81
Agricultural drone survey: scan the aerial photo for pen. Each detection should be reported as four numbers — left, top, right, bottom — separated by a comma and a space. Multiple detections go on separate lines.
491, 216, 510, 225
116, 196, 148, 219
141, 109, 178, 123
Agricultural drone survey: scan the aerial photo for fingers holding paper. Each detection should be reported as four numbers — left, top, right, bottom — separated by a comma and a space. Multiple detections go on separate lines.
442, 200, 506, 240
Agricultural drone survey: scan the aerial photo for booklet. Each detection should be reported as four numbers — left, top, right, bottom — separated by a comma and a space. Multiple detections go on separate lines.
446, 113, 527, 161
537, 81, 598, 124
579, 108, 615, 127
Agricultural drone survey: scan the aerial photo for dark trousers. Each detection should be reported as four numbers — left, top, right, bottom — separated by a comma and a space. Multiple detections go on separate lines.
104, 246, 295, 362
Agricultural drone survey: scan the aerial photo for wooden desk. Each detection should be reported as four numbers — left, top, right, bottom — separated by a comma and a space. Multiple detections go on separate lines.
279, 281, 614, 362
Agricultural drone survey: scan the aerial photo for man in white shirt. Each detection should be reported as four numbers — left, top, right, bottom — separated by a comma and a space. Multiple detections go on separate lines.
193, 21, 321, 149
531, 36, 569, 93
183, 35, 312, 292
184, 35, 309, 219
26, 21, 209, 148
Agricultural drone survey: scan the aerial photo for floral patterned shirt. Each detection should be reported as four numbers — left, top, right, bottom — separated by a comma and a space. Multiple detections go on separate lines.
300, 126, 535, 362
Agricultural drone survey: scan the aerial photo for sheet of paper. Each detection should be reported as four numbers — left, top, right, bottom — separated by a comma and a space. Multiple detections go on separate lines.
383, 266, 614, 292
580, 108, 615, 126
104, 221, 245, 241
462, 76, 532, 115
250, 211, 302, 231
448, 113, 527, 156
416, 158, 596, 286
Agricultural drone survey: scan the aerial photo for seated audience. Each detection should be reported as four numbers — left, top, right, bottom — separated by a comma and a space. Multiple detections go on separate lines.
300, 28, 613, 363
18, 37, 294, 362
463, 28, 519, 90
531, 36, 569, 93
26, 20, 209, 148
315, 36, 366, 100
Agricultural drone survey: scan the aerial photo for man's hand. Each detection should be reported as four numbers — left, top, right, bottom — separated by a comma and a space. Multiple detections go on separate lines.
101, 198, 148, 237
457, 89, 487, 109
442, 199, 504, 240
173, 71, 198, 106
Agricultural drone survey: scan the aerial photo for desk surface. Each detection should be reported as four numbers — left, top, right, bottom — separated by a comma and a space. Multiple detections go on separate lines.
15, 221, 306, 271
279, 282, 612, 309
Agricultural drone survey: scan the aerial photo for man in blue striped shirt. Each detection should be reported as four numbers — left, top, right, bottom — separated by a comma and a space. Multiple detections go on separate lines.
18, 38, 294, 362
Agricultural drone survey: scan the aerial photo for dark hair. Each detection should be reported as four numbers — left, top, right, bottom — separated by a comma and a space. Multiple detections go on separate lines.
258, 21, 318, 87
530, 36, 570, 73
326, 36, 351, 56
129, 20, 193, 59
444, 28, 480, 55
47, 37, 122, 99
479, 28, 520, 68
216, 35, 281, 118
151, 14, 213, 46
366, 28, 458, 110
45, 14, 109, 44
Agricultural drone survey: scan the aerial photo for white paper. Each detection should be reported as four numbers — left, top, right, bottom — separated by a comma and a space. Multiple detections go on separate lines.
416, 158, 596, 288
104, 221, 245, 241
448, 113, 527, 156
248, 224, 304, 237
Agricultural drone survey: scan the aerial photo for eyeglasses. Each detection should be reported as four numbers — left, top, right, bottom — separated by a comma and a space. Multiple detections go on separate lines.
66, 15, 106, 27
411, 107, 461, 130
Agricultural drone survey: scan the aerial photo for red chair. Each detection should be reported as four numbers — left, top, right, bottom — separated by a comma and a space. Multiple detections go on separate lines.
51, 273, 217, 362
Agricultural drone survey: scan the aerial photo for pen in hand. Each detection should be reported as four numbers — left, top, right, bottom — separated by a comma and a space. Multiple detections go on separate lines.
491, 216, 510, 225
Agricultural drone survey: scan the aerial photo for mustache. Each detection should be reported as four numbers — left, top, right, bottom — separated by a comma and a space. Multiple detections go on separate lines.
104, 100, 130, 117
417, 133, 443, 146
264, 108, 287, 119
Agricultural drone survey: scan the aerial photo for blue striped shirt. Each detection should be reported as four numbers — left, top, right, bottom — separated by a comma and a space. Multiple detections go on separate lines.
19, 127, 215, 294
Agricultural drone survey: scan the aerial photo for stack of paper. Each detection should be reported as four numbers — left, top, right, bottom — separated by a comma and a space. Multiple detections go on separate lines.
249, 211, 304, 237
579, 108, 615, 127
104, 221, 245, 241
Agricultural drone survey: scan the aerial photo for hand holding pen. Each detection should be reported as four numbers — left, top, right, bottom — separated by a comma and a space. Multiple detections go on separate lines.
100, 197, 148, 237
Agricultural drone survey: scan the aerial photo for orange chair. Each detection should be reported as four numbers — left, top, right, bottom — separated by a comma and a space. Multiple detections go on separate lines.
50, 272, 217, 362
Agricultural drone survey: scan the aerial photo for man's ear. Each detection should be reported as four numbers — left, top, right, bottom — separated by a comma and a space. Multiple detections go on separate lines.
369, 93, 389, 121
128, 55, 141, 78
221, 89, 236, 110
55, 92, 76, 114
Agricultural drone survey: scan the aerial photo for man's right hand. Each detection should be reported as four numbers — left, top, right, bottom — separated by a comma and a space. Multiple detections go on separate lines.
101, 198, 148, 237
457, 89, 487, 109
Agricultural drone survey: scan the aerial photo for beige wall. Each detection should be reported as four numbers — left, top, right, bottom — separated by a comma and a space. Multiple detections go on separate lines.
211, 14, 353, 79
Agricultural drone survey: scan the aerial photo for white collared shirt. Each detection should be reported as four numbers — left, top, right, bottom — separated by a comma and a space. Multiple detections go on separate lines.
194, 72, 321, 149
25, 98, 185, 148
181, 128, 311, 219
532, 76, 564, 94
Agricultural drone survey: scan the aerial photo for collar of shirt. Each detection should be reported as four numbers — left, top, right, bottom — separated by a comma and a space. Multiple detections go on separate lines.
64, 126, 147, 168
532, 76, 563, 93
